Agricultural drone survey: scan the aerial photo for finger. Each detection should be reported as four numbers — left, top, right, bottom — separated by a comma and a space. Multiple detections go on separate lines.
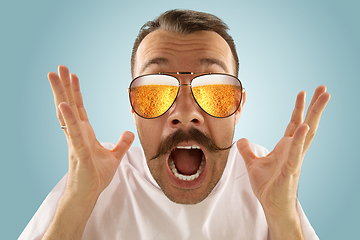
111, 131, 135, 161
305, 85, 327, 117
284, 91, 306, 137
58, 65, 79, 119
58, 102, 86, 152
48, 71, 69, 126
71, 73, 89, 121
237, 138, 257, 169
303, 91, 331, 152
287, 123, 310, 173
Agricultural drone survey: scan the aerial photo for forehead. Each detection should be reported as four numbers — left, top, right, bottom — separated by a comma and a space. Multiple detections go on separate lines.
134, 29, 235, 77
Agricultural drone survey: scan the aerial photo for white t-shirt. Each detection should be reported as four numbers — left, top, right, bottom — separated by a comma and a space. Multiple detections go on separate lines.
19, 143, 318, 240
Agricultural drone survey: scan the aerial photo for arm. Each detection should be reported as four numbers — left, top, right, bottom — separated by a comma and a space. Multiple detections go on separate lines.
42, 65, 134, 239
237, 86, 330, 239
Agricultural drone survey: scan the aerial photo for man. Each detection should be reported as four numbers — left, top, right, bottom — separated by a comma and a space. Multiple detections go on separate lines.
20, 9, 330, 239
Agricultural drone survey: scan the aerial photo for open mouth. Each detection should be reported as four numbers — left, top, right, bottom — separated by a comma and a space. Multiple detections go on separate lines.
167, 144, 207, 183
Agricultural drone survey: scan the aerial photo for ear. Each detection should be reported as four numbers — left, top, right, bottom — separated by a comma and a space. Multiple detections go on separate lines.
131, 108, 137, 124
234, 89, 246, 125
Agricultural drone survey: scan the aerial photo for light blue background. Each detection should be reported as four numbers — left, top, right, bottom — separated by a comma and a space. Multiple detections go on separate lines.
1, 0, 359, 239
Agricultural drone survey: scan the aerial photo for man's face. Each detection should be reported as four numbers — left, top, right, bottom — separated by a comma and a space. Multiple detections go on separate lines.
132, 29, 245, 204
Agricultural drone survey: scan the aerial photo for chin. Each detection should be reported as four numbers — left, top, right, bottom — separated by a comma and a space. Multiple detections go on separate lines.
162, 187, 213, 205
148, 155, 227, 205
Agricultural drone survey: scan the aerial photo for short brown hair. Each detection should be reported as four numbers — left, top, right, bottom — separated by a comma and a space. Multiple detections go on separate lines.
131, 9, 239, 77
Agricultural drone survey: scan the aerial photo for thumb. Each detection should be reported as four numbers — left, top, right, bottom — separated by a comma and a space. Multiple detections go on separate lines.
111, 131, 135, 161
237, 138, 257, 168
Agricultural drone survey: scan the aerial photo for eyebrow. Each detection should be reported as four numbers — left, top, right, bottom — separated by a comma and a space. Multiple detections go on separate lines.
139, 57, 229, 75
140, 57, 169, 75
199, 58, 229, 73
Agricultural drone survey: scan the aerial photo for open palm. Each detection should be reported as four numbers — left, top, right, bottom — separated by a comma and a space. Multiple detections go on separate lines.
48, 65, 134, 203
237, 86, 330, 216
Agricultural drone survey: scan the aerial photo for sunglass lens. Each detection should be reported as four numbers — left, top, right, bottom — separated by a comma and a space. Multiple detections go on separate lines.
192, 74, 242, 118
129, 75, 179, 118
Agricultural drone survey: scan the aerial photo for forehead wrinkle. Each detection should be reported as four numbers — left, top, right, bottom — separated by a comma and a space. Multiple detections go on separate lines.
136, 30, 234, 75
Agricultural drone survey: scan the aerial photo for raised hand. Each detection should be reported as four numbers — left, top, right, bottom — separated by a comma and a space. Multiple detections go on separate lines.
237, 85, 330, 238
48, 65, 134, 203
44, 66, 134, 240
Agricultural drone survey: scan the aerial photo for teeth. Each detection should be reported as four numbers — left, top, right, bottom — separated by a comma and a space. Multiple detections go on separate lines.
176, 145, 200, 150
169, 155, 205, 181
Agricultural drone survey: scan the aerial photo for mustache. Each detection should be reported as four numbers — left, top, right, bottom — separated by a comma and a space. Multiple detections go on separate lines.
149, 128, 234, 161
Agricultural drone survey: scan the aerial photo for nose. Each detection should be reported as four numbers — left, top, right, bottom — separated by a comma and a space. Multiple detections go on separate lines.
167, 84, 205, 128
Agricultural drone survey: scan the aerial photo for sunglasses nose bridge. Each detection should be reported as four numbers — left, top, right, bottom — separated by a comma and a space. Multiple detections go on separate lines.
177, 83, 195, 102
172, 83, 197, 111
175, 83, 191, 101
167, 83, 205, 127
171, 82, 199, 111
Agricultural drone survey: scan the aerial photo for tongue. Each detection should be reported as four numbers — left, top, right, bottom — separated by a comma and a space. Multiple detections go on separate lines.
171, 149, 203, 175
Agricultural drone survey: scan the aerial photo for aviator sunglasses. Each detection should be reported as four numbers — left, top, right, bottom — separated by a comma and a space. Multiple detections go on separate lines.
128, 72, 244, 119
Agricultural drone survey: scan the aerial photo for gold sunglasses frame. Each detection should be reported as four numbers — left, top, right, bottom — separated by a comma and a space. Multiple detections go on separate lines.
128, 72, 244, 119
